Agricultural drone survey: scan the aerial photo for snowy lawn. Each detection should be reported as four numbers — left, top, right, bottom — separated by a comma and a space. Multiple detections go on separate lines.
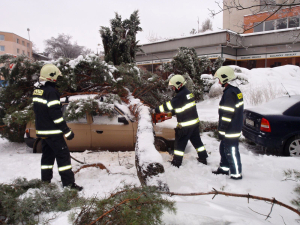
1, 132, 299, 225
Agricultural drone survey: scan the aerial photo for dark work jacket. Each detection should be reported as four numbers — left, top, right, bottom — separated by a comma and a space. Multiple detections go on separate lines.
33, 82, 70, 137
155, 86, 199, 127
218, 84, 244, 139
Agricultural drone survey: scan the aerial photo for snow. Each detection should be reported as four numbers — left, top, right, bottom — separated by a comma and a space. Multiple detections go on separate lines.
1, 133, 299, 224
1, 65, 300, 224
247, 95, 300, 115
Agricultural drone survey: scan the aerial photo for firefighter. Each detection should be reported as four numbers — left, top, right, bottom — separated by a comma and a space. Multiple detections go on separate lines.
32, 64, 83, 190
213, 66, 243, 180
154, 74, 208, 168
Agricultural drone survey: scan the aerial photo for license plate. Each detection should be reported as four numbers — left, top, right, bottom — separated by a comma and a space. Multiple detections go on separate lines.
246, 118, 254, 127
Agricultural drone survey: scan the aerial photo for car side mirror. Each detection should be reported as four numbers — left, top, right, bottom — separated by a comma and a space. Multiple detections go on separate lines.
118, 116, 129, 125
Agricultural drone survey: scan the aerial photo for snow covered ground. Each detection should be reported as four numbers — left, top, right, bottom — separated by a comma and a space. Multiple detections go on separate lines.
1, 65, 300, 224
1, 134, 299, 224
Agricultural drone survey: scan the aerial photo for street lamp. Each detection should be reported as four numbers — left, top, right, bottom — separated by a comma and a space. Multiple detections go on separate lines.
27, 28, 30, 41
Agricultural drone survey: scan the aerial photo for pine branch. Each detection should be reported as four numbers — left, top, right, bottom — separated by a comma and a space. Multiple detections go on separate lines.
88, 193, 143, 225
160, 189, 300, 217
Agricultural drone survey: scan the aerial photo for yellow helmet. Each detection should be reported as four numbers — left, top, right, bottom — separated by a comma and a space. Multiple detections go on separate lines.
214, 66, 236, 84
40, 64, 62, 82
168, 74, 186, 90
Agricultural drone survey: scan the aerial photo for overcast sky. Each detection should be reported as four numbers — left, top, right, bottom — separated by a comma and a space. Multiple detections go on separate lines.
1, 0, 223, 53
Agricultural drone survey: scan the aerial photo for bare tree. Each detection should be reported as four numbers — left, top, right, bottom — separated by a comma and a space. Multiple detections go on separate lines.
44, 34, 91, 59
201, 18, 213, 32
146, 31, 169, 42
190, 18, 213, 34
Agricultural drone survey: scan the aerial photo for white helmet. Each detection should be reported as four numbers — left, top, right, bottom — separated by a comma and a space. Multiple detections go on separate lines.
168, 74, 186, 90
214, 66, 236, 84
40, 64, 62, 82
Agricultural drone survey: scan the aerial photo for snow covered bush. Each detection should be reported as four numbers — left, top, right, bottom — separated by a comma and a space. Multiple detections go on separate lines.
243, 82, 284, 106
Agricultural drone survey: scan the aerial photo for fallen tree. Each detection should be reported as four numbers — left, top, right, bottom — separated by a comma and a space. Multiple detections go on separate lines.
128, 94, 169, 191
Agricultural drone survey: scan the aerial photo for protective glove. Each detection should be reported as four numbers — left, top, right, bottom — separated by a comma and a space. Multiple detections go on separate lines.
65, 130, 75, 140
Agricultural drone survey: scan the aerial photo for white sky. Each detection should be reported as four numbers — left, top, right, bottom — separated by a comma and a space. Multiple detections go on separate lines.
1, 0, 223, 53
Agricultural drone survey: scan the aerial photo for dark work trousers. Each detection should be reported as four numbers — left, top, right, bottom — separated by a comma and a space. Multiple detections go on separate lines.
41, 135, 75, 187
219, 139, 242, 176
172, 124, 208, 167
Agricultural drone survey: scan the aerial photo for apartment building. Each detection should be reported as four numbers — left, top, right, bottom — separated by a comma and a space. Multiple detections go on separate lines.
0, 31, 32, 58
135, 0, 300, 74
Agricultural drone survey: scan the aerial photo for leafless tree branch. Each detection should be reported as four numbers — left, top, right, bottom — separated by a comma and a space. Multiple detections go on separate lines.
160, 188, 300, 217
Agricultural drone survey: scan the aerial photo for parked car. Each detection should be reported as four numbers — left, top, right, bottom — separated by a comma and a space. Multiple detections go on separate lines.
242, 95, 300, 156
25, 102, 175, 153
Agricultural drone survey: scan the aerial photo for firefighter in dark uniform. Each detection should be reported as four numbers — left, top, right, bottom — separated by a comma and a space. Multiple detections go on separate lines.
33, 64, 83, 190
155, 75, 208, 167
213, 66, 243, 180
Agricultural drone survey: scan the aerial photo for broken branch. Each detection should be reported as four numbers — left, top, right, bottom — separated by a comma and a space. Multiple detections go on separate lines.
159, 189, 300, 217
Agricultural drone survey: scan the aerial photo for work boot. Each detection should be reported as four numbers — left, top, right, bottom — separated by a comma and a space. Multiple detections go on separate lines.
212, 167, 229, 175
230, 174, 243, 180
197, 158, 207, 165
69, 183, 83, 191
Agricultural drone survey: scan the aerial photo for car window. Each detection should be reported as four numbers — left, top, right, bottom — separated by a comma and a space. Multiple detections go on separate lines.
62, 104, 88, 124
92, 108, 126, 125
283, 102, 300, 117
93, 115, 121, 125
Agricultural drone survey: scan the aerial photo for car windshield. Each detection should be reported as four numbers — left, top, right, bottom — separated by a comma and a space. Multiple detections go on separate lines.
247, 96, 300, 115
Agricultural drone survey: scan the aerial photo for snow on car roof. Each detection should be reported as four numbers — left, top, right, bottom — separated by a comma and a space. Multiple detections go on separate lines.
247, 95, 300, 115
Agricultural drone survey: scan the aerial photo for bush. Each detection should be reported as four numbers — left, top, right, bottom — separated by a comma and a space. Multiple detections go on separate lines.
242, 82, 284, 106
0, 178, 86, 224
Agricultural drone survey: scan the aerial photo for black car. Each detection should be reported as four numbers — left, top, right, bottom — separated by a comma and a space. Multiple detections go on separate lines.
242, 95, 300, 156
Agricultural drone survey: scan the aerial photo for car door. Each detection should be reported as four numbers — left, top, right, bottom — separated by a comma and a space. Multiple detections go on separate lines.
90, 110, 135, 151
62, 105, 92, 151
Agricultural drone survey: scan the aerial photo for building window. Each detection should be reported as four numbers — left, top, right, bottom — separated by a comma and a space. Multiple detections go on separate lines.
27, 43, 30, 48
253, 16, 300, 33
17, 39, 19, 44
265, 20, 275, 31
22, 50, 25, 55
17, 49, 20, 53
276, 18, 288, 30
0, 46, 5, 51
254, 22, 264, 32
27, 52, 30, 57
289, 16, 300, 28
22, 41, 25, 46
0, 35, 4, 40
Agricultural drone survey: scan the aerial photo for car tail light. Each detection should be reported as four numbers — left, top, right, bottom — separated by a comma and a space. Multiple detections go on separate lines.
260, 118, 271, 132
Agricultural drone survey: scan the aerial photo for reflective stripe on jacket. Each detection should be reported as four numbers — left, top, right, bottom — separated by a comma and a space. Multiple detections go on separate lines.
155, 86, 199, 127
218, 85, 244, 139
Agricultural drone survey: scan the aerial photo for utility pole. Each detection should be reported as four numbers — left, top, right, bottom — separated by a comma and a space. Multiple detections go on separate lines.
197, 17, 200, 33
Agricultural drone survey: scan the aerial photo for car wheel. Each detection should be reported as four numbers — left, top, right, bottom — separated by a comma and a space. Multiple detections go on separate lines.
154, 137, 168, 152
33, 139, 43, 153
284, 136, 300, 157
